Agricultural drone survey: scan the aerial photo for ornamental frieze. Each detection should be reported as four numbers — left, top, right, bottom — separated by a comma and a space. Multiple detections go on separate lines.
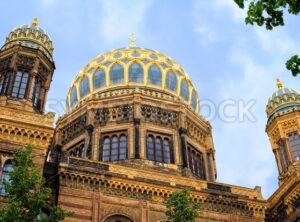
16, 54, 35, 70
0, 55, 12, 71
140, 105, 179, 128
61, 114, 86, 145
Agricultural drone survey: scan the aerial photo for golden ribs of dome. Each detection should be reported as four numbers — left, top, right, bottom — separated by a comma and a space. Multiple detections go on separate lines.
2, 18, 54, 59
66, 47, 200, 113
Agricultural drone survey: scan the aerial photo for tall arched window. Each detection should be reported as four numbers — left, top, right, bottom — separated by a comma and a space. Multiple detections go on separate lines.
191, 90, 197, 110
147, 135, 155, 161
0, 160, 13, 196
187, 145, 206, 180
79, 76, 90, 98
180, 79, 189, 101
165, 71, 177, 92
110, 64, 124, 85
100, 132, 127, 162
32, 77, 42, 108
93, 69, 106, 89
163, 139, 171, 163
288, 132, 300, 161
119, 135, 127, 160
103, 137, 111, 162
111, 136, 119, 161
70, 86, 78, 107
155, 137, 163, 162
129, 62, 143, 82
148, 65, 162, 86
146, 133, 174, 163
69, 141, 85, 158
0, 71, 9, 95
12, 71, 29, 99
278, 139, 289, 170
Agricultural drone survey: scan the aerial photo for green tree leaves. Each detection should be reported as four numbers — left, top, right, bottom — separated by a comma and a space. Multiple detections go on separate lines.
286, 55, 300, 76
234, 0, 300, 76
164, 188, 199, 222
0, 146, 72, 222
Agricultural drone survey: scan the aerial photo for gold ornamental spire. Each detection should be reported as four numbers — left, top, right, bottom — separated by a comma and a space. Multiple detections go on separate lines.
129, 33, 136, 48
276, 78, 283, 89
31, 17, 38, 27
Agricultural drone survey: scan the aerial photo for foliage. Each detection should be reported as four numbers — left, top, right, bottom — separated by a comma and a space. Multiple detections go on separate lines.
234, 0, 300, 76
0, 145, 72, 222
286, 55, 300, 76
163, 188, 199, 222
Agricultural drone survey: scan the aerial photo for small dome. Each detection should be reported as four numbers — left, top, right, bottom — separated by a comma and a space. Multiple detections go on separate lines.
66, 46, 200, 113
1, 18, 53, 61
266, 79, 300, 120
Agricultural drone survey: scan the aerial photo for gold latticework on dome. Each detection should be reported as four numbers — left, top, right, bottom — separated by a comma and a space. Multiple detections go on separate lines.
266, 79, 300, 121
1, 18, 53, 61
66, 46, 200, 113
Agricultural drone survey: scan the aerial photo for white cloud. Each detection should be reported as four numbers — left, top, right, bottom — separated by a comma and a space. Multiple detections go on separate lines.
97, 0, 152, 45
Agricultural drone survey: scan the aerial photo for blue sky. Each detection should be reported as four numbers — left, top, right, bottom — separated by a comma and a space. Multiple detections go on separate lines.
2, 0, 300, 198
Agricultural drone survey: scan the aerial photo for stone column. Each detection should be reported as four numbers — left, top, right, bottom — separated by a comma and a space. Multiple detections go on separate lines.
85, 124, 94, 160
273, 149, 283, 174
134, 118, 141, 159
179, 127, 188, 168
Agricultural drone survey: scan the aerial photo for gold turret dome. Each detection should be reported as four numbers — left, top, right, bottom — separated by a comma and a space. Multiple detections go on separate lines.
1, 18, 53, 61
66, 45, 200, 113
266, 79, 300, 123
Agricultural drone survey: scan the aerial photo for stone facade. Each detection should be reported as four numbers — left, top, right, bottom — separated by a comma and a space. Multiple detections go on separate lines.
1, 19, 300, 222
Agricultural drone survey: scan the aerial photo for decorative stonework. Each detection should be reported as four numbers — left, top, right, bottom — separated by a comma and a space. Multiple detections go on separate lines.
61, 114, 87, 145
0, 55, 12, 71
94, 105, 133, 126
186, 120, 207, 146
16, 54, 35, 70
141, 105, 179, 128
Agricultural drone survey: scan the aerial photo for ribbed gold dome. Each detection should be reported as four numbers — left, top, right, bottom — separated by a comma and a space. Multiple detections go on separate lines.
66, 46, 200, 113
1, 18, 53, 61
266, 79, 300, 120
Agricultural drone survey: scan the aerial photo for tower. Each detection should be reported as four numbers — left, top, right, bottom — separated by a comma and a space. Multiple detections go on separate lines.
266, 79, 300, 184
0, 18, 55, 182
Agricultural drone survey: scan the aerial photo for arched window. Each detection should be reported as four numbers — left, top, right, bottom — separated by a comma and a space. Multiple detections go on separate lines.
278, 139, 289, 170
111, 136, 119, 161
288, 132, 300, 161
70, 86, 78, 107
165, 71, 177, 92
32, 77, 42, 108
155, 137, 163, 162
187, 145, 206, 179
129, 62, 144, 82
79, 76, 90, 98
0, 160, 13, 196
103, 137, 111, 162
180, 79, 189, 101
100, 132, 127, 162
148, 65, 162, 86
119, 135, 127, 160
110, 64, 124, 85
146, 133, 174, 163
0, 71, 9, 95
147, 135, 155, 161
163, 139, 171, 163
191, 90, 197, 110
12, 71, 29, 99
69, 141, 85, 158
93, 69, 106, 89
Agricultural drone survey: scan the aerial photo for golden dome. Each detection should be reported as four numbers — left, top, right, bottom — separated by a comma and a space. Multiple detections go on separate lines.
66, 46, 200, 113
1, 18, 53, 61
266, 79, 300, 121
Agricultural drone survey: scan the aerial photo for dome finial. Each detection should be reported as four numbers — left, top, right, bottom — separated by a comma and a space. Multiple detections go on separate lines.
129, 33, 136, 48
277, 78, 283, 89
31, 17, 38, 27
